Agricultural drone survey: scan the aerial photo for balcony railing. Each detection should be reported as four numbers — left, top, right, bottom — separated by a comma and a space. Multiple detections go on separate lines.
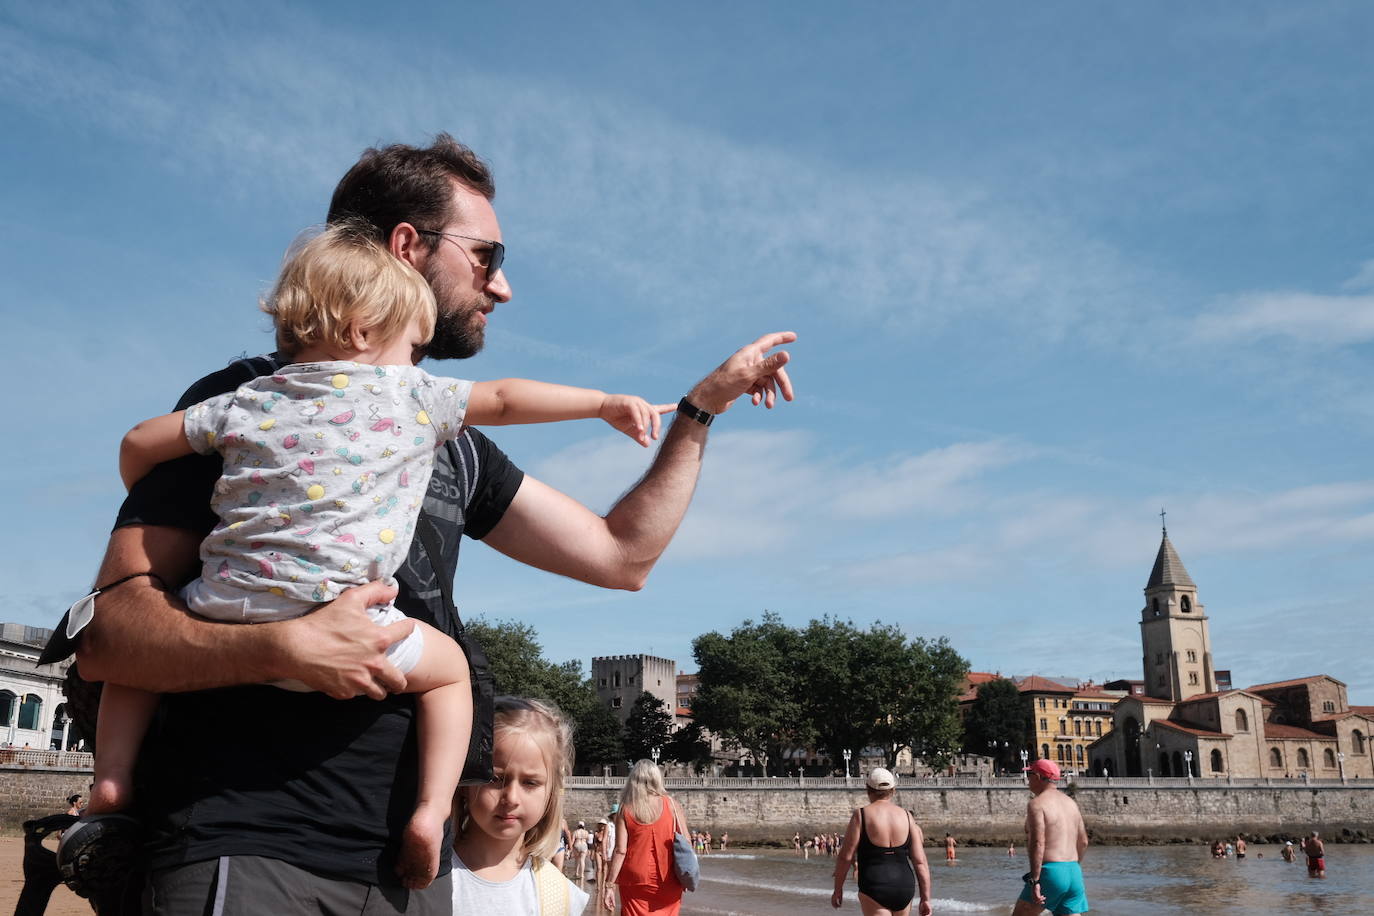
0, 747, 93, 769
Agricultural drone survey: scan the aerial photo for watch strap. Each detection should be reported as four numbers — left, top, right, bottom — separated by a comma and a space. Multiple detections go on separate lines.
677, 397, 714, 427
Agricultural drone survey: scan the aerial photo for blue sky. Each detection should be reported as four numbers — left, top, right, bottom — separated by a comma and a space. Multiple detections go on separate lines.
4, 1, 1373, 702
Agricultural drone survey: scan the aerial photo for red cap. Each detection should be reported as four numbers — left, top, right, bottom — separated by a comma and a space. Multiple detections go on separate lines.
1027, 758, 1061, 781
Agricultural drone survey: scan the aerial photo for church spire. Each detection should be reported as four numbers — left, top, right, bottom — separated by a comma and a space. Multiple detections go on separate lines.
1146, 526, 1195, 590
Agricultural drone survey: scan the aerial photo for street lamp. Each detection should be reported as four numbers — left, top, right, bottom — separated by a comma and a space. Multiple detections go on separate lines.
843, 748, 852, 782
1184, 750, 1194, 781
651, 746, 660, 766
1019, 748, 1029, 782
1337, 751, 1346, 783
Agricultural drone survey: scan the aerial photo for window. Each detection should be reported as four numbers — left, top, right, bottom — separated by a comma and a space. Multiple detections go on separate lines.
1270, 748, 1283, 768
1059, 718, 1067, 735
598, 678, 607, 688
1095, 720, 1103, 736
1057, 745, 1066, 763
1157, 674, 1166, 687
1037, 697, 1045, 709
1323, 701, 1335, 713
1235, 709, 1249, 732
0, 691, 14, 727
613, 672, 621, 688
1152, 598, 1160, 616
1041, 744, 1050, 760
1354, 730, 1367, 754
1040, 718, 1047, 732
1211, 749, 1224, 773
1297, 748, 1310, 769
611, 697, 622, 709
1181, 595, 1192, 613
1155, 653, 1163, 665
17, 695, 41, 731
1188, 672, 1199, 686
628, 675, 635, 684
1186, 650, 1197, 663
1074, 720, 1082, 736
1323, 749, 1336, 768
1076, 746, 1085, 764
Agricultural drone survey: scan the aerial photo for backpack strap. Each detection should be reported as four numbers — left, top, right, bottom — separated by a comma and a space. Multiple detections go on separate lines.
531, 857, 570, 916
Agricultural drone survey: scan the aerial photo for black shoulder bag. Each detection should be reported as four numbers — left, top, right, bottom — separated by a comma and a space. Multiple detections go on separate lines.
413, 511, 496, 785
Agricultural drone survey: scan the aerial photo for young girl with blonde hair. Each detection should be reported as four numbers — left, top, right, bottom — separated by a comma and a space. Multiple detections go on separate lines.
85, 222, 670, 890
452, 696, 589, 914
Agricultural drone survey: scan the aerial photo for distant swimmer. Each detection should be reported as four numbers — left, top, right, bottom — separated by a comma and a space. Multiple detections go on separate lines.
1234, 836, 1246, 860
1302, 831, 1326, 878
1281, 841, 1296, 863
945, 833, 958, 863
1013, 759, 1090, 916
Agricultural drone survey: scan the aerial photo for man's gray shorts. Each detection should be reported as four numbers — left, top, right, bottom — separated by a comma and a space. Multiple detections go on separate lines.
143, 856, 451, 916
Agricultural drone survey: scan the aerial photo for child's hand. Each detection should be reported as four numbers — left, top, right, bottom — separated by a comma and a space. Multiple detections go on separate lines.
599, 395, 675, 446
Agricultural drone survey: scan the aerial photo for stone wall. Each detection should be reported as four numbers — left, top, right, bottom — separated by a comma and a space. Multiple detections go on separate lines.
566, 784, 1374, 844
0, 766, 88, 831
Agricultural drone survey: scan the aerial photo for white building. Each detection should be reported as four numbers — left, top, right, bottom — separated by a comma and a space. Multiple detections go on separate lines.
0, 623, 79, 751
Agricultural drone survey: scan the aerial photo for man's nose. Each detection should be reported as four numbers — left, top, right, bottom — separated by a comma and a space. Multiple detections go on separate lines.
484, 267, 511, 303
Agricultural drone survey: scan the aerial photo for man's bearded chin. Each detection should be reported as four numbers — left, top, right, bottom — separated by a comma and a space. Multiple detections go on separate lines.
420, 269, 488, 361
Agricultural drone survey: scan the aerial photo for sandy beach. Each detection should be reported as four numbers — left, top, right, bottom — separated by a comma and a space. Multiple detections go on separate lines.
1, 835, 94, 916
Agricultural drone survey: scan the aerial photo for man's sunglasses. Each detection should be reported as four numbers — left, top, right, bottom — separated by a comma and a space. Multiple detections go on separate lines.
416, 229, 505, 279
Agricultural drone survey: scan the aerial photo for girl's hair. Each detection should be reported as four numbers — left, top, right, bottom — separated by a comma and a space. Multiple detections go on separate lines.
460, 696, 575, 861
67, 794, 81, 805
261, 220, 437, 357
619, 759, 669, 825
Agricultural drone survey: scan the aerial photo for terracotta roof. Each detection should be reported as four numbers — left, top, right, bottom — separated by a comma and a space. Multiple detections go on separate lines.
1154, 720, 1230, 738
1017, 675, 1076, 695
1263, 723, 1332, 740
1246, 675, 1346, 692
1133, 696, 1176, 705
966, 671, 1001, 685
1177, 690, 1233, 703
1146, 534, 1195, 589
1351, 706, 1374, 718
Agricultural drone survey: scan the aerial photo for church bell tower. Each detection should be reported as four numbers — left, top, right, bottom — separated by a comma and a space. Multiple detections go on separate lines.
1140, 518, 1216, 701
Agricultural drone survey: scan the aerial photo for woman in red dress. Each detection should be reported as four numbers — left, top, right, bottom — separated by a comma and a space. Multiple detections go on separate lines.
603, 760, 688, 915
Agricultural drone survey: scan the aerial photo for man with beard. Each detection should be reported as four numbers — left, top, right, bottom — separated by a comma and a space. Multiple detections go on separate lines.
59, 134, 794, 915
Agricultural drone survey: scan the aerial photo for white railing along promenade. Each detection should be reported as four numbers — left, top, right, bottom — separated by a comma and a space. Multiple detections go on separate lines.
0, 747, 94, 770
565, 774, 1365, 790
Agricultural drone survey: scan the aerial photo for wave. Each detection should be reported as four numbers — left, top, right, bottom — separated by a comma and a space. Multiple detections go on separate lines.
699, 875, 999, 911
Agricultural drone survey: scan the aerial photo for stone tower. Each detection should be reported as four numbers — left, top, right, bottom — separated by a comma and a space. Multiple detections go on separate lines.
1139, 525, 1215, 701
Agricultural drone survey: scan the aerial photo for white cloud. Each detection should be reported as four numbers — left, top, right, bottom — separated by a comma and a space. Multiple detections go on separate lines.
1193, 290, 1374, 346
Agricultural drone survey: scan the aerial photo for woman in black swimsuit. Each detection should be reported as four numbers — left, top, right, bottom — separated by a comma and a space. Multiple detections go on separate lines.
831, 768, 932, 915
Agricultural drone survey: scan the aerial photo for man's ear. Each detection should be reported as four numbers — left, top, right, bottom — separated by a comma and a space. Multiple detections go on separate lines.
390, 223, 426, 269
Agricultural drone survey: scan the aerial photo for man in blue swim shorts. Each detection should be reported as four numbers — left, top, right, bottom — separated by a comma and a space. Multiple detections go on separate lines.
1013, 758, 1090, 915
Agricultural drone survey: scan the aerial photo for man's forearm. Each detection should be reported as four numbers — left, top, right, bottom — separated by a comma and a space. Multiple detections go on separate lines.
77, 526, 286, 691
602, 414, 709, 588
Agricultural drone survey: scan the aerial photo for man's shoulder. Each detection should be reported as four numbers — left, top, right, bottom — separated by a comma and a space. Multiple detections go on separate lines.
176, 353, 284, 408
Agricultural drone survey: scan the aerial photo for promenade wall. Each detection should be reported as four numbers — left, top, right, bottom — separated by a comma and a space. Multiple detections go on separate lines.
6, 765, 1373, 844
564, 777, 1374, 844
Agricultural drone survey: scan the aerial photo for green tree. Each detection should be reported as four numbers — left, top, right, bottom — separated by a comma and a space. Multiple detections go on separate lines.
466, 617, 605, 769
798, 619, 968, 773
890, 636, 969, 773
961, 677, 1027, 773
691, 613, 810, 774
575, 703, 624, 774
665, 721, 712, 774
623, 691, 674, 764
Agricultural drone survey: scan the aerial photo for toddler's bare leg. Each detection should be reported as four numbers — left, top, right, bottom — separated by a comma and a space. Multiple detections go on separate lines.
89, 684, 161, 814
394, 622, 472, 890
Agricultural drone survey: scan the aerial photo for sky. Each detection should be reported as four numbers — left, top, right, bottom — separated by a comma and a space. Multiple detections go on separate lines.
3, 1, 1373, 702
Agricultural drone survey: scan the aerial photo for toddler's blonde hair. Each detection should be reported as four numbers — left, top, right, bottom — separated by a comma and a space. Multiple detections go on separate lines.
261, 220, 436, 357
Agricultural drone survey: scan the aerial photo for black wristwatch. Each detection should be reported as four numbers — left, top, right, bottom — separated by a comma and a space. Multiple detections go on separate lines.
676, 397, 714, 427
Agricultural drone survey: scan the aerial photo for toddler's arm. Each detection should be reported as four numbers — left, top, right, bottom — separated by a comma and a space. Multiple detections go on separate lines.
466, 379, 673, 447
119, 410, 193, 490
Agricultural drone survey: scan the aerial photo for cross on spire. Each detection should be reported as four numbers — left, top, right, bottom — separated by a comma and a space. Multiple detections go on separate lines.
1159, 507, 1167, 536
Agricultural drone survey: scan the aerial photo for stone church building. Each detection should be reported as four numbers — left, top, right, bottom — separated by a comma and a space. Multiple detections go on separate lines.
1088, 529, 1374, 779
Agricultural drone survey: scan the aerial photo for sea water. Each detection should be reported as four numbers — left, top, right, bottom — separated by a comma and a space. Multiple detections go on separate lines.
679, 844, 1374, 915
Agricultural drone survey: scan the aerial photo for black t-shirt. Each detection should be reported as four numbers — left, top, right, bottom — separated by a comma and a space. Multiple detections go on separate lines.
117, 355, 523, 884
